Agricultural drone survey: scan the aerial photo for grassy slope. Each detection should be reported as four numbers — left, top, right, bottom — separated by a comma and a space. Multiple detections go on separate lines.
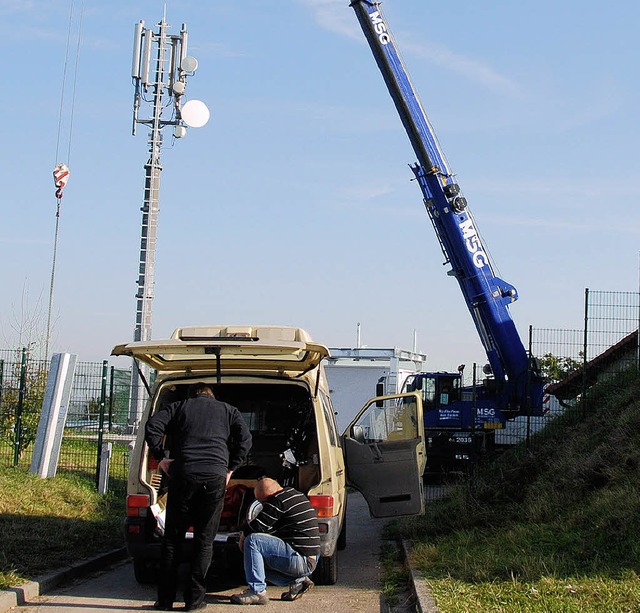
0, 468, 125, 590
389, 369, 640, 612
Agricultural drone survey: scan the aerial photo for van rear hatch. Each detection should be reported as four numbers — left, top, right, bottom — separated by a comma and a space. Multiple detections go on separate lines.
111, 325, 329, 376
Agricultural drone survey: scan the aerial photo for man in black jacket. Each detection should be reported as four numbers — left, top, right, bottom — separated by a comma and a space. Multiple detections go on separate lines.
145, 383, 252, 611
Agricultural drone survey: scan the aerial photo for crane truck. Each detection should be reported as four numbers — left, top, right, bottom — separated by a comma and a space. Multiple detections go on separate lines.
351, 1, 545, 475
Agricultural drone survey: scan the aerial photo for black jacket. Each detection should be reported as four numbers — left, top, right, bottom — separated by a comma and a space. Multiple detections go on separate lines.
145, 393, 252, 479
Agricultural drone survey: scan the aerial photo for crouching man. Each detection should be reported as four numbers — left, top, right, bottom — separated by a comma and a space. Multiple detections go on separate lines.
231, 477, 320, 604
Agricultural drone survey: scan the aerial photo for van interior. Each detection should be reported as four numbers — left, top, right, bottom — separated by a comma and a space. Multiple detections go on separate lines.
144, 379, 321, 534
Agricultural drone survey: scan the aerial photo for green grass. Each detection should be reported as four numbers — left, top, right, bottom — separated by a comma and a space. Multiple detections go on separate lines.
380, 540, 411, 607
387, 368, 640, 612
0, 465, 126, 590
422, 573, 640, 613
0, 435, 130, 483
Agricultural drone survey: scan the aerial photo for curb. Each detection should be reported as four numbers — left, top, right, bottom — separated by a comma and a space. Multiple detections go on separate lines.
400, 540, 440, 613
0, 547, 128, 612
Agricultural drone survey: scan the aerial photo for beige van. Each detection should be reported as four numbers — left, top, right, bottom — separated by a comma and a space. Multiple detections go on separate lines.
113, 325, 426, 586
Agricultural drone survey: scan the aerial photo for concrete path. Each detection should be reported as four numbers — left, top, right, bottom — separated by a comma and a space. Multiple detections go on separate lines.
9, 492, 394, 612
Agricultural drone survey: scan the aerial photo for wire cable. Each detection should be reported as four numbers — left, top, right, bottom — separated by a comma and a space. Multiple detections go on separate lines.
45, 0, 85, 362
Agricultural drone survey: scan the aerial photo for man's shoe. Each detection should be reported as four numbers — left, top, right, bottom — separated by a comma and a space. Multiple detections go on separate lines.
153, 602, 173, 611
281, 577, 314, 601
230, 588, 269, 605
184, 602, 207, 611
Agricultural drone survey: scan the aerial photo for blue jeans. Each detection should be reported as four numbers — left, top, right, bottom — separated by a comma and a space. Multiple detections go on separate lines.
243, 533, 315, 594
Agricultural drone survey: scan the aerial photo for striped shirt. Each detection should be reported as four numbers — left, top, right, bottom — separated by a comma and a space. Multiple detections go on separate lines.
247, 487, 320, 557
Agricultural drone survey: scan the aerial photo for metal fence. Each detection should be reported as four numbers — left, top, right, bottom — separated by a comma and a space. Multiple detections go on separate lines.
0, 349, 135, 493
523, 289, 640, 451
2, 288, 638, 495
490, 327, 586, 449
420, 289, 640, 501
583, 289, 640, 369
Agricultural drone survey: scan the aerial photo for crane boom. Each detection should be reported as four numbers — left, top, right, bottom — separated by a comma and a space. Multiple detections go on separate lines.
351, 0, 543, 414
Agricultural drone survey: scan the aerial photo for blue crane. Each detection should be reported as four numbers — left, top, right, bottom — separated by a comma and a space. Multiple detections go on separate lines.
350, 1, 544, 471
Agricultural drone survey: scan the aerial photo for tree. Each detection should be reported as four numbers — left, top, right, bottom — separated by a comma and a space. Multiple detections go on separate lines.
538, 352, 582, 383
1, 282, 52, 360
0, 350, 48, 459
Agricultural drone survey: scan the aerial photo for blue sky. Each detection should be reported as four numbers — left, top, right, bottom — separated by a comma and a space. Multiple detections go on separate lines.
1, 0, 639, 372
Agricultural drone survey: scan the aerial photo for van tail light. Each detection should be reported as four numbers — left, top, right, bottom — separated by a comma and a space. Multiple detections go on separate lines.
127, 494, 150, 517
309, 495, 334, 518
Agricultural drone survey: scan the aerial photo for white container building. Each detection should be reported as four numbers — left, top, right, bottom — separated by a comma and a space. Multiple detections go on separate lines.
325, 347, 427, 434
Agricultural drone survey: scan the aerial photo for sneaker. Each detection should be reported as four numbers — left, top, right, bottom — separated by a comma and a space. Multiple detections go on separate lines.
153, 602, 173, 611
281, 577, 314, 601
230, 588, 269, 605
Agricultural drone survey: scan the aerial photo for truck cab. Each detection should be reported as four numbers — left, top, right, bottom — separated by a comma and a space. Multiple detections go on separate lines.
401, 372, 501, 476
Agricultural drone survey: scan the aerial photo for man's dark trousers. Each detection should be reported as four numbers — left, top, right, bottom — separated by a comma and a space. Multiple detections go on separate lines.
157, 473, 226, 608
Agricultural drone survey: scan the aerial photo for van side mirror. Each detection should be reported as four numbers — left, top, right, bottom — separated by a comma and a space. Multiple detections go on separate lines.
351, 425, 365, 444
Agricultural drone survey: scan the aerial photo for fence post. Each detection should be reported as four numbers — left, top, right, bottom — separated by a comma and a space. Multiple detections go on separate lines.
471, 362, 477, 444
98, 442, 113, 494
30, 353, 77, 478
13, 348, 28, 466
108, 365, 115, 432
96, 360, 108, 490
637, 290, 640, 372
526, 325, 533, 450
0, 359, 4, 410
582, 288, 589, 419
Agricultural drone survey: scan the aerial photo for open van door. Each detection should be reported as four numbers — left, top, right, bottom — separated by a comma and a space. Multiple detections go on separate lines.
342, 392, 425, 518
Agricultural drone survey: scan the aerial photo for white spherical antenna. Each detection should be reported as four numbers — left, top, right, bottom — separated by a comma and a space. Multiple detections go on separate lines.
181, 99, 210, 128
180, 56, 199, 73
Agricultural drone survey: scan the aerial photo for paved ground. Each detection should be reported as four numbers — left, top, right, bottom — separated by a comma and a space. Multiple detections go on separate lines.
10, 492, 398, 613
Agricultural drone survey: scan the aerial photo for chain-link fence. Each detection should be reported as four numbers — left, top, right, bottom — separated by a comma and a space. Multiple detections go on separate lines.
524, 289, 640, 452
2, 289, 638, 494
0, 348, 48, 468
583, 289, 640, 371
421, 288, 639, 491
491, 327, 585, 449
0, 350, 135, 494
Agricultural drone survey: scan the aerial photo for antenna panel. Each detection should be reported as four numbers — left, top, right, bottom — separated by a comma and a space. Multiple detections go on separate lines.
132, 21, 144, 79
140, 30, 153, 87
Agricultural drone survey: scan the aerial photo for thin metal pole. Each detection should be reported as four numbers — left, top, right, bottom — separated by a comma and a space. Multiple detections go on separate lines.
526, 325, 533, 449
14, 348, 28, 466
45, 201, 62, 363
96, 360, 108, 489
582, 288, 589, 419
471, 363, 477, 427
637, 252, 640, 371
108, 365, 115, 432
0, 359, 4, 411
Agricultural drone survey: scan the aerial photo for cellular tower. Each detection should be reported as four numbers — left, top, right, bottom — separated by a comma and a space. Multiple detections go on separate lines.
129, 14, 209, 424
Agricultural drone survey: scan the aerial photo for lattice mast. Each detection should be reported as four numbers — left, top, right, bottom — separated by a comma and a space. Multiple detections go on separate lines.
129, 15, 208, 424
